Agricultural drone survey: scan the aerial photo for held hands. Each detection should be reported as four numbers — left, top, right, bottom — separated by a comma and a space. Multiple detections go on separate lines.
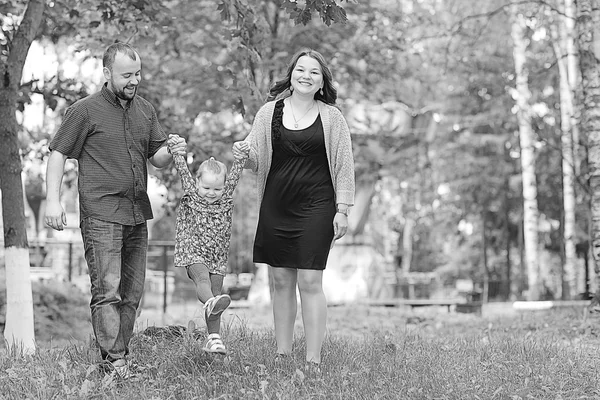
232, 141, 250, 160
44, 201, 67, 231
167, 134, 187, 156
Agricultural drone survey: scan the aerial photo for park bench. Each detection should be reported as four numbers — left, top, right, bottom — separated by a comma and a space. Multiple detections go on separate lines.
366, 292, 483, 315
366, 298, 461, 313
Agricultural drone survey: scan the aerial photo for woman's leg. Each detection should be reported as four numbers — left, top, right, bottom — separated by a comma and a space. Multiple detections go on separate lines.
297, 269, 326, 364
270, 266, 298, 355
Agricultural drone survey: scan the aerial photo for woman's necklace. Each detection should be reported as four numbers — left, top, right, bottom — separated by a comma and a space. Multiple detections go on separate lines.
289, 100, 315, 128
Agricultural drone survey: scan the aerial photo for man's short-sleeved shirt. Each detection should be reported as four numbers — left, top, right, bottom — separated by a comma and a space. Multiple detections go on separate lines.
49, 83, 167, 225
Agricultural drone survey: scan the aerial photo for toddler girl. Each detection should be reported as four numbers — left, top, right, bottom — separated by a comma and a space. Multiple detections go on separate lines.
169, 134, 249, 354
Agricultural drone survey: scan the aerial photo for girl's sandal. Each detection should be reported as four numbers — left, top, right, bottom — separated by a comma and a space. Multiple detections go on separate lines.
202, 333, 227, 354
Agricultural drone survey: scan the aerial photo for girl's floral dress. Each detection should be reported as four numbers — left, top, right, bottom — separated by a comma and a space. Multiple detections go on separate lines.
172, 154, 244, 275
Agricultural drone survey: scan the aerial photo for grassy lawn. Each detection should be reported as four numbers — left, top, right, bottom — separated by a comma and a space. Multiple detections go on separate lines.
1, 302, 600, 399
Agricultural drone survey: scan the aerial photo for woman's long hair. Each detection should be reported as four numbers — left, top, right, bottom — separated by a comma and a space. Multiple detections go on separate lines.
267, 48, 337, 105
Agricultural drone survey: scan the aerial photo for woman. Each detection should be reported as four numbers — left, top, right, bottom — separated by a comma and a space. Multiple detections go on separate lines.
233, 48, 355, 370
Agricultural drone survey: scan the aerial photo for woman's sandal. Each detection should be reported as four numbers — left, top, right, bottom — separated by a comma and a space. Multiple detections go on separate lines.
304, 361, 322, 376
202, 333, 227, 354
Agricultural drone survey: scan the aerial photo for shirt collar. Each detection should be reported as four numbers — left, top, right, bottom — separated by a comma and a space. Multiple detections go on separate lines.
101, 82, 132, 109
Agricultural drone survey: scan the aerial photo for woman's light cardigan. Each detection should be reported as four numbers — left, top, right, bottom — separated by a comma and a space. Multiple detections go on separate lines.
243, 99, 355, 209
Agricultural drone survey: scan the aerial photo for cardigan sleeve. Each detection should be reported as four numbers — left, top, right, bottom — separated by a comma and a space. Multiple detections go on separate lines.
330, 107, 355, 206
243, 105, 267, 173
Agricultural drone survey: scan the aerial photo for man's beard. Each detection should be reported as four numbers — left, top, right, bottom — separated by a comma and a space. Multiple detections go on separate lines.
112, 80, 137, 101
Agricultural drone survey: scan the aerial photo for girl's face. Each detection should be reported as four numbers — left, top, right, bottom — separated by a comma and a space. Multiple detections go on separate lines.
197, 172, 225, 203
290, 55, 323, 97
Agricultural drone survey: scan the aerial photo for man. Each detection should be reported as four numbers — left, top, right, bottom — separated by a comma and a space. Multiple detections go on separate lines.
44, 42, 186, 379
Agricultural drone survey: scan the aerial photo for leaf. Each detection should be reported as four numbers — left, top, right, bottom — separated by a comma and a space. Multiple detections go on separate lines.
217, 1, 231, 21
88, 20, 101, 28
296, 8, 312, 25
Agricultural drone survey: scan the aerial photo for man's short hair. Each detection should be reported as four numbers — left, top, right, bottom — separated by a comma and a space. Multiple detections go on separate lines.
102, 42, 138, 71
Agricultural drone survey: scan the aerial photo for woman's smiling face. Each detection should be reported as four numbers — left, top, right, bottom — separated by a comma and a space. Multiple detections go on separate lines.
290, 55, 323, 97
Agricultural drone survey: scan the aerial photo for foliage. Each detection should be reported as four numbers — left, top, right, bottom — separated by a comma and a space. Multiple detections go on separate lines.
3, 0, 595, 299
218, 0, 350, 27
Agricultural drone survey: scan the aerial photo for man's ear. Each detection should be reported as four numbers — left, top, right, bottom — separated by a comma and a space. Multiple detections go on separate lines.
102, 67, 111, 81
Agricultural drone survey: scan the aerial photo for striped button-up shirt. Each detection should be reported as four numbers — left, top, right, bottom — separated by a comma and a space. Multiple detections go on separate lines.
49, 83, 167, 225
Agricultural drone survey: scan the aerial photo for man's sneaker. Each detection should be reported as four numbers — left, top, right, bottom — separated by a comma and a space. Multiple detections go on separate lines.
110, 358, 131, 380
204, 294, 231, 317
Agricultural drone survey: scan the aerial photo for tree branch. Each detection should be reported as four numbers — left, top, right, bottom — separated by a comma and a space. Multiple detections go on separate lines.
6, 0, 45, 86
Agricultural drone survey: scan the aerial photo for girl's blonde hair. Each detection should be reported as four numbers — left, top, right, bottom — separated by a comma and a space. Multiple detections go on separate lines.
195, 157, 227, 180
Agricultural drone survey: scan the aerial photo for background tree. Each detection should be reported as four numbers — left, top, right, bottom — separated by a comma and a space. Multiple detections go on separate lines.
577, 0, 600, 303
0, 0, 44, 354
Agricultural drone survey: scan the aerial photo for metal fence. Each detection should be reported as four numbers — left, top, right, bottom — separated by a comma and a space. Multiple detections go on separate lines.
28, 240, 251, 312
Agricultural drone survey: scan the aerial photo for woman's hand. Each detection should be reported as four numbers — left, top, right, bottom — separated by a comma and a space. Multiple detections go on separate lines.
233, 141, 250, 160
333, 212, 348, 241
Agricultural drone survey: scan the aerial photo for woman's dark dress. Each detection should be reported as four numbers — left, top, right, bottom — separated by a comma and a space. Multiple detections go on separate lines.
253, 101, 336, 270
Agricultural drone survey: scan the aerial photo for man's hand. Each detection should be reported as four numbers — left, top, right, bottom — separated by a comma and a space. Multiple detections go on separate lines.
168, 134, 187, 156
44, 201, 67, 231
233, 141, 250, 160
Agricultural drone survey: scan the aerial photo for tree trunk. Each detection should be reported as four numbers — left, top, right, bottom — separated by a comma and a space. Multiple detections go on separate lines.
578, 0, 600, 304
504, 172, 512, 300
481, 212, 489, 303
518, 212, 526, 296
401, 218, 414, 275
0, 0, 45, 354
551, 14, 579, 299
511, 6, 541, 300
565, 0, 582, 175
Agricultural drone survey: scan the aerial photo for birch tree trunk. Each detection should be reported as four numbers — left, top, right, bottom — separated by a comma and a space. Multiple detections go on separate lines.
577, 0, 600, 303
551, 7, 579, 299
401, 218, 414, 275
565, 0, 581, 172
511, 6, 541, 300
0, 0, 45, 354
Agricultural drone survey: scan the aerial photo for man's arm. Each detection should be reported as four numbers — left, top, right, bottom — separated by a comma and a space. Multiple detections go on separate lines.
149, 135, 187, 168
44, 150, 68, 231
149, 145, 172, 168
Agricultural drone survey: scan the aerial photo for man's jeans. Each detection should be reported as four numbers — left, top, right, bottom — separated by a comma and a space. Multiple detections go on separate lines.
80, 217, 147, 361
